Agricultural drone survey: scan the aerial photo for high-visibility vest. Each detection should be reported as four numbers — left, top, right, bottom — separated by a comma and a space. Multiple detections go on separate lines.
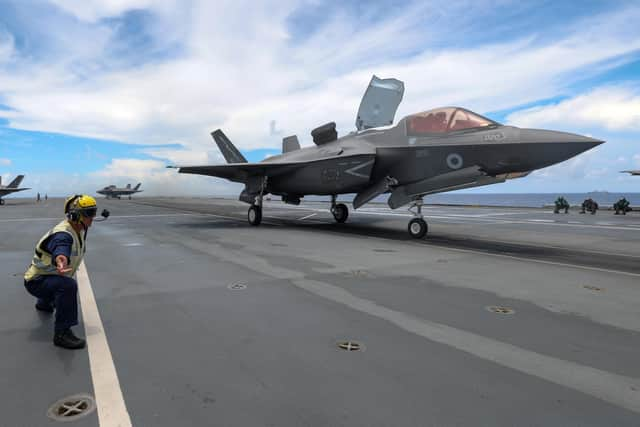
24, 220, 85, 281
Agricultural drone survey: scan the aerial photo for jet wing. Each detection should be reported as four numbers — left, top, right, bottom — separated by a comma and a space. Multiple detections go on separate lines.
177, 162, 306, 183
355, 75, 404, 131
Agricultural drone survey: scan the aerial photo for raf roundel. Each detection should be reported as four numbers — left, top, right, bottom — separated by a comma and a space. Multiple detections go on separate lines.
446, 153, 463, 170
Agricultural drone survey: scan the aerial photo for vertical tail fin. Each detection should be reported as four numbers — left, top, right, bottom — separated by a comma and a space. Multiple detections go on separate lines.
8, 175, 24, 188
282, 135, 300, 153
134, 183, 142, 190
126, 183, 132, 189
211, 129, 247, 164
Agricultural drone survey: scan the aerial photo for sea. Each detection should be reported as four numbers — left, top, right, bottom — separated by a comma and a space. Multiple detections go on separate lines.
305, 192, 640, 208
421, 192, 640, 208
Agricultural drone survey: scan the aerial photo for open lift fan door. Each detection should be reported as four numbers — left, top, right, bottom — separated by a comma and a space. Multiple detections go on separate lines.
355, 75, 404, 131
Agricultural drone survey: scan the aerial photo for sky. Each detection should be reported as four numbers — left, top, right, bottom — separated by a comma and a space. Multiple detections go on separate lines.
0, 0, 639, 198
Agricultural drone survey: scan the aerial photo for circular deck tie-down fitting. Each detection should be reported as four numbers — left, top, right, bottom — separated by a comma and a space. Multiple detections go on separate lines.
47, 394, 96, 422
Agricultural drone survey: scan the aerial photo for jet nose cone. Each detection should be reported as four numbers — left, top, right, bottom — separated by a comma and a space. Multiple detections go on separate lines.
518, 129, 605, 170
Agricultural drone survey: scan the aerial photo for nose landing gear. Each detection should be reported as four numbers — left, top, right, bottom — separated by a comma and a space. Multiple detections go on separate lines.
407, 198, 428, 238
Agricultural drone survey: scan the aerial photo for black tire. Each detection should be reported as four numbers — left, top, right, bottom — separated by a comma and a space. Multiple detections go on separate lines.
248, 205, 262, 226
408, 218, 428, 238
128, 196, 132, 200
332, 203, 348, 223
0, 198, 4, 205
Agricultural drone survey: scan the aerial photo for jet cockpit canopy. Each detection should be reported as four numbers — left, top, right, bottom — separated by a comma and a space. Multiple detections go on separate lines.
406, 107, 499, 135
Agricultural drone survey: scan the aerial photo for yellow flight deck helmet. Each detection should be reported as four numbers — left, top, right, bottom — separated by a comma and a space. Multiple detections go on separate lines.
64, 195, 98, 222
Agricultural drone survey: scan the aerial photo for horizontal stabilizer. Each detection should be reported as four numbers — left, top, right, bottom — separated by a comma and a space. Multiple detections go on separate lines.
211, 130, 247, 164
282, 135, 300, 153
8, 175, 25, 188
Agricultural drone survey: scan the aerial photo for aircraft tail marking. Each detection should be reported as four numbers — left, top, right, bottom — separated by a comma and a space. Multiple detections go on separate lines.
211, 130, 247, 164
7, 175, 24, 188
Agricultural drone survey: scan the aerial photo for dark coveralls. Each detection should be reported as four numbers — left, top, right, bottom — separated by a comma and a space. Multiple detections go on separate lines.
24, 233, 78, 332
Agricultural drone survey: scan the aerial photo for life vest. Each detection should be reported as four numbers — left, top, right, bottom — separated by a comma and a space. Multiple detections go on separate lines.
24, 220, 86, 281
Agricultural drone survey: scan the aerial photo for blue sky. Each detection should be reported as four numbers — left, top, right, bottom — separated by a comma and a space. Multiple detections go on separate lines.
0, 0, 639, 197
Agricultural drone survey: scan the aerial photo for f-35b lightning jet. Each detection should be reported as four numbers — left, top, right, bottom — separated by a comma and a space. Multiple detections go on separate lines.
0, 175, 29, 205
96, 183, 142, 199
175, 76, 603, 238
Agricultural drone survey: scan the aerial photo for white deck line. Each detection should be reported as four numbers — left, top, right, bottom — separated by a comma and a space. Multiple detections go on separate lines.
77, 262, 132, 427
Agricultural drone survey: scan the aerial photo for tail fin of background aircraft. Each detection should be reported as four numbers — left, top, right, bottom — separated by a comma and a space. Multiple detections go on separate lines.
8, 175, 24, 188
211, 130, 247, 164
126, 184, 131, 189
134, 183, 142, 190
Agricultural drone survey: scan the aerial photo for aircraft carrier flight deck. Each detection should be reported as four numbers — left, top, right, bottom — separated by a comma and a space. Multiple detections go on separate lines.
2, 197, 640, 426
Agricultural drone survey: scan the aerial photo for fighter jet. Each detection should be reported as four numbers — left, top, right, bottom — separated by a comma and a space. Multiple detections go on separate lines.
0, 175, 30, 205
621, 170, 640, 176
96, 183, 142, 199
174, 75, 603, 238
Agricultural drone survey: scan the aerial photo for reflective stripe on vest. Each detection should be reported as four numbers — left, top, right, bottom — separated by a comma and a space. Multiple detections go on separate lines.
24, 220, 85, 281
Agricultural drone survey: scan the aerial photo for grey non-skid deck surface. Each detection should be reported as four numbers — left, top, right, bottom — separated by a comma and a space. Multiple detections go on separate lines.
2, 197, 640, 426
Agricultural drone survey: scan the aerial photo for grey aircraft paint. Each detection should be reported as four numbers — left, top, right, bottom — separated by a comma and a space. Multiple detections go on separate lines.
96, 183, 143, 199
0, 174, 30, 205
175, 75, 603, 238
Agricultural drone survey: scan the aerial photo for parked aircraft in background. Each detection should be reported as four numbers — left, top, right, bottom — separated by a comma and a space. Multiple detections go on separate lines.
621, 170, 640, 176
0, 175, 29, 205
173, 75, 603, 238
97, 183, 142, 199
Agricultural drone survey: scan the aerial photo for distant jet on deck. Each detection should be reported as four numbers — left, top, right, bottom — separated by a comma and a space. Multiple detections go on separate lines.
96, 183, 142, 199
621, 170, 640, 176
0, 175, 30, 205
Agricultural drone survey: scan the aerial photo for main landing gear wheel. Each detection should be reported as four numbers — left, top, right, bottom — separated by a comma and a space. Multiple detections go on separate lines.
248, 205, 262, 226
128, 196, 132, 200
332, 203, 348, 223
0, 199, 4, 205
408, 218, 428, 238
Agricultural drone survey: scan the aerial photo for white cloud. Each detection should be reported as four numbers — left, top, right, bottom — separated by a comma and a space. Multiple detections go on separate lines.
47, 0, 164, 22
88, 157, 241, 196
506, 86, 640, 131
1, 1, 640, 156
0, 158, 11, 166
0, 30, 14, 64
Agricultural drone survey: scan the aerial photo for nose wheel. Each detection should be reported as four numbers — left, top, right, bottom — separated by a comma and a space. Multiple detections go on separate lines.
408, 218, 428, 238
407, 198, 429, 238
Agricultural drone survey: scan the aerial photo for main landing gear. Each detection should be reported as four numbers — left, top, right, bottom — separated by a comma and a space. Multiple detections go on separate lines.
330, 195, 348, 223
247, 177, 267, 226
0, 199, 4, 205
248, 204, 262, 226
407, 198, 428, 238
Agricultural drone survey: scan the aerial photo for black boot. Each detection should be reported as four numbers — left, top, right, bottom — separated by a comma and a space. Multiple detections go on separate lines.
35, 301, 54, 313
53, 329, 86, 350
